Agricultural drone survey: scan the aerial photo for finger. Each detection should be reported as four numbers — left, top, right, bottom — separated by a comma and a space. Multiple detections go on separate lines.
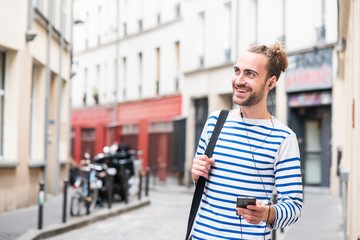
197, 155, 210, 162
192, 169, 210, 179
239, 210, 262, 224
238, 207, 264, 219
192, 164, 211, 176
197, 155, 215, 165
193, 159, 212, 171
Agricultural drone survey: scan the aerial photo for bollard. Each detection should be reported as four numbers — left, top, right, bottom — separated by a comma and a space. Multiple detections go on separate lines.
62, 179, 68, 223
107, 174, 113, 209
38, 181, 45, 230
138, 170, 143, 200
145, 167, 150, 197
86, 171, 90, 215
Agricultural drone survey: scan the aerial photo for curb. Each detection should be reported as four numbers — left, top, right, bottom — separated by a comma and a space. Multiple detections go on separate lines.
16, 198, 150, 240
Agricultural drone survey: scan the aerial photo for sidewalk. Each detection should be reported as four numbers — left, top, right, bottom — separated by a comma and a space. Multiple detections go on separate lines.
0, 188, 150, 240
276, 186, 345, 240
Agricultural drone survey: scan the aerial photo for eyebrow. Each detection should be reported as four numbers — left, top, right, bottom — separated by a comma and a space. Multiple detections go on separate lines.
233, 66, 258, 76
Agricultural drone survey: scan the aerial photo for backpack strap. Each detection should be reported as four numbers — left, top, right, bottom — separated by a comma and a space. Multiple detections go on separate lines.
185, 110, 229, 240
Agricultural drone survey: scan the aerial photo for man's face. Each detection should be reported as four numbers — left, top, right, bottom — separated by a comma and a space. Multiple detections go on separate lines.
232, 52, 269, 107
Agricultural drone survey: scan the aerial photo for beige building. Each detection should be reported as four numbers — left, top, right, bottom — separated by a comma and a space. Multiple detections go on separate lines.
334, 0, 360, 239
0, 0, 72, 211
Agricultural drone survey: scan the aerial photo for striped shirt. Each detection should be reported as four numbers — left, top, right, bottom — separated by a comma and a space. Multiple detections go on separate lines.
192, 110, 303, 240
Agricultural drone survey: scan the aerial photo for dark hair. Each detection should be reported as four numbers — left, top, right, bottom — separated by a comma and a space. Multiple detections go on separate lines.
247, 42, 288, 81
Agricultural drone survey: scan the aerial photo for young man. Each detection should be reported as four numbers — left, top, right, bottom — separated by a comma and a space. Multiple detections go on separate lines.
191, 43, 303, 239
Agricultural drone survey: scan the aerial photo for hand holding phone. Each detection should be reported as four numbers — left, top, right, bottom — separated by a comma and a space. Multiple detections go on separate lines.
236, 197, 256, 208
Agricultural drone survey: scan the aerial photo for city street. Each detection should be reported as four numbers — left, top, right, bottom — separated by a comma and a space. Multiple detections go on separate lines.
43, 183, 344, 240
45, 183, 194, 240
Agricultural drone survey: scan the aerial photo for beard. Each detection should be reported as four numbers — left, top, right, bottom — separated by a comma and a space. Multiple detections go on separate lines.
232, 83, 266, 107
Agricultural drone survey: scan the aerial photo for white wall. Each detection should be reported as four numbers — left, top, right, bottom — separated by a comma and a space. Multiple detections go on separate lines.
72, 0, 183, 108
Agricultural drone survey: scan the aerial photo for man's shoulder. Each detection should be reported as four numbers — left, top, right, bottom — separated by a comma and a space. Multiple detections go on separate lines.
273, 118, 296, 136
208, 110, 224, 120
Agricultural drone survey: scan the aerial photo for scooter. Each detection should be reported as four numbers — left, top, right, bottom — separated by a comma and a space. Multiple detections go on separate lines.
93, 143, 143, 203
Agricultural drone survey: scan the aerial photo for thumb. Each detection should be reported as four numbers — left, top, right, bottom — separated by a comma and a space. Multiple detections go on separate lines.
209, 157, 215, 165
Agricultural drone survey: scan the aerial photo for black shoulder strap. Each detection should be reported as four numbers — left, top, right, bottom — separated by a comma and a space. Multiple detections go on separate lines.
185, 110, 229, 240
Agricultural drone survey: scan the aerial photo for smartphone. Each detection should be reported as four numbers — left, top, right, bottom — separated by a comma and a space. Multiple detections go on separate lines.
236, 197, 257, 208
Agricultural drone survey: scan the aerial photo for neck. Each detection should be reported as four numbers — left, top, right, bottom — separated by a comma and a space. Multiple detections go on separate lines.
238, 105, 270, 119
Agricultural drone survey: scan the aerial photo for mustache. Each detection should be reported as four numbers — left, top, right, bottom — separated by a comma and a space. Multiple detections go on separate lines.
233, 84, 251, 90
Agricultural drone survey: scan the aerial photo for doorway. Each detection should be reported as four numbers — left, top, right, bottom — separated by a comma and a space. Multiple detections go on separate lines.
289, 106, 331, 187
304, 119, 322, 185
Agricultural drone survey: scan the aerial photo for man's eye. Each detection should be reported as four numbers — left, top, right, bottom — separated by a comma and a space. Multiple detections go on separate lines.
247, 72, 255, 77
234, 68, 240, 74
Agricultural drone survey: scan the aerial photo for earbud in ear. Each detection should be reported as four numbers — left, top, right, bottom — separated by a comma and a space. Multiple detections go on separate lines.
269, 83, 272, 87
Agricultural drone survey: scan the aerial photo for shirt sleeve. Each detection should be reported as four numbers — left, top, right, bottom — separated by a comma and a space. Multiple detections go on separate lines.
272, 133, 303, 229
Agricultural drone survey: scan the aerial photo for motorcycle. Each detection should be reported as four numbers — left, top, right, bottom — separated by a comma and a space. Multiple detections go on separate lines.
93, 143, 143, 203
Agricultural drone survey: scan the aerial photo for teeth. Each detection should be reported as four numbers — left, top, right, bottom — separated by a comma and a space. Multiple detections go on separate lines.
237, 89, 247, 92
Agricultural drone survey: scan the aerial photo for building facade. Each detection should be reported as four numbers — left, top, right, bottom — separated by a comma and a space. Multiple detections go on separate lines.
0, 0, 72, 211
71, 0, 184, 182
182, 0, 339, 189
335, 0, 360, 238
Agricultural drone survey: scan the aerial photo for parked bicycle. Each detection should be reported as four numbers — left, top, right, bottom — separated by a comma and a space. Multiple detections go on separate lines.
70, 153, 105, 216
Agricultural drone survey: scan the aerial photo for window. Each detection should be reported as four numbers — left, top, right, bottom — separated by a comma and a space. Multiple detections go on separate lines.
114, 59, 118, 101
98, 6, 102, 45
156, 48, 160, 95
81, 128, 96, 159
85, 12, 89, 49
121, 124, 139, 150
122, 57, 127, 99
123, 22, 127, 37
138, 19, 143, 31
83, 68, 88, 105
138, 52, 143, 97
175, 41, 180, 91
224, 2, 232, 62
175, 3, 181, 17
157, 13, 161, 24
94, 64, 101, 104
198, 12, 205, 67
0, 52, 5, 156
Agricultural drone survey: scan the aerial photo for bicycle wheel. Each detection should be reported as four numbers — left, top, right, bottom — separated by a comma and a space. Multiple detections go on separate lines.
70, 193, 82, 216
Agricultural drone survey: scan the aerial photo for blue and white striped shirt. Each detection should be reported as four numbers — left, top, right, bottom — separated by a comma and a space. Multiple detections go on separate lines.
192, 110, 303, 240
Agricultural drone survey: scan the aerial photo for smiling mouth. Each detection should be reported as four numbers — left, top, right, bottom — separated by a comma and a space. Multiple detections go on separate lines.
234, 86, 250, 93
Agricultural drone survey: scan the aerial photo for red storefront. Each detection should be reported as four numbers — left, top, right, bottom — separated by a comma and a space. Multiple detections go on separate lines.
71, 94, 183, 182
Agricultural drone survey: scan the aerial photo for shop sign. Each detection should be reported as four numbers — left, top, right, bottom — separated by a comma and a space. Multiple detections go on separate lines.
285, 47, 333, 93
288, 91, 332, 107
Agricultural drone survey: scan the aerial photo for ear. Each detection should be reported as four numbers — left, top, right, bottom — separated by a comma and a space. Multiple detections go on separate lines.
268, 76, 276, 89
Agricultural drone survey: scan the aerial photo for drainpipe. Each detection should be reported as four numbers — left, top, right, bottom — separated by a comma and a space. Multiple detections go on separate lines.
55, 0, 65, 195
68, 0, 75, 180
44, 0, 54, 194
235, 0, 239, 60
114, 0, 120, 124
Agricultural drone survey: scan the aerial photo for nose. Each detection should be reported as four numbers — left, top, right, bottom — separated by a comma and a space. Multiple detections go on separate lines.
233, 72, 245, 86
